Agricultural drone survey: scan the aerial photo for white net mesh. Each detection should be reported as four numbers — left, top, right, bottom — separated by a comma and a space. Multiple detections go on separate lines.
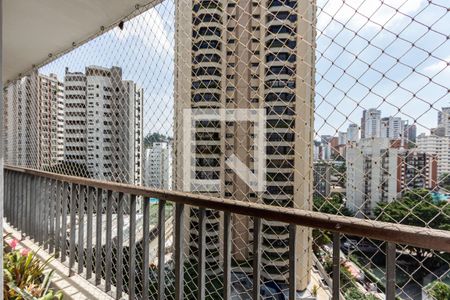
3, 0, 450, 299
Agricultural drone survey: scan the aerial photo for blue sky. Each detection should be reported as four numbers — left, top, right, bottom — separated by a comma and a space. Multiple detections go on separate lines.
40, 0, 449, 138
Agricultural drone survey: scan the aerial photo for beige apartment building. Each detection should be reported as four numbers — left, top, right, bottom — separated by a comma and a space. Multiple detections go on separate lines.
174, 0, 315, 290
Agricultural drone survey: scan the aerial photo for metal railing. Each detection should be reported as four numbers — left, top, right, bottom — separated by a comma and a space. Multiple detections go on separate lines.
4, 164, 450, 300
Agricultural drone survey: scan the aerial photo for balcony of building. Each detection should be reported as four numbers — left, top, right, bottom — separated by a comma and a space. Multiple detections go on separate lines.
2, 1, 450, 300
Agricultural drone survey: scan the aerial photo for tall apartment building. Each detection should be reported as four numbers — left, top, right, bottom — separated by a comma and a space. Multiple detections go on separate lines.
438, 107, 450, 136
64, 66, 143, 185
346, 138, 437, 217
347, 123, 359, 142
321, 135, 333, 160
143, 141, 171, 189
38, 73, 65, 168
313, 162, 331, 198
363, 108, 381, 138
64, 69, 87, 167
4, 71, 64, 169
405, 124, 417, 143
417, 133, 450, 178
4, 73, 39, 167
175, 0, 316, 289
381, 116, 404, 140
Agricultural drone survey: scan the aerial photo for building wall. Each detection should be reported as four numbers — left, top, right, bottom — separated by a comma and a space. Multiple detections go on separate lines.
175, 0, 315, 288
417, 134, 450, 178
64, 69, 87, 166
64, 66, 143, 184
144, 142, 171, 189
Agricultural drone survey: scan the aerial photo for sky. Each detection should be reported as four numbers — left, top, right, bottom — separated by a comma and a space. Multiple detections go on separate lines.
40, 0, 450, 139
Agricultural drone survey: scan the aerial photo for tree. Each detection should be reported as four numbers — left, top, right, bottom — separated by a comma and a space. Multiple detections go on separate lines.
439, 173, 450, 191
375, 189, 450, 260
313, 194, 351, 216
143, 132, 170, 149
428, 282, 450, 300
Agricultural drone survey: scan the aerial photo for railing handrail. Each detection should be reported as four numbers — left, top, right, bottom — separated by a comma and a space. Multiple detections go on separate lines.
5, 164, 450, 252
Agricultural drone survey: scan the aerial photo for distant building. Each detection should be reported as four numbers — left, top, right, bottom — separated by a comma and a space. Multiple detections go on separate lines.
64, 66, 143, 184
381, 116, 404, 140
4, 71, 64, 169
417, 133, 450, 177
321, 135, 333, 160
338, 132, 348, 145
405, 124, 417, 143
347, 123, 359, 142
363, 108, 381, 138
346, 138, 437, 217
313, 162, 331, 198
438, 107, 450, 136
144, 141, 171, 190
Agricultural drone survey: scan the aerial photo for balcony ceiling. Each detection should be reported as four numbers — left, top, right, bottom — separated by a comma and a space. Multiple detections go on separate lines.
3, 0, 155, 84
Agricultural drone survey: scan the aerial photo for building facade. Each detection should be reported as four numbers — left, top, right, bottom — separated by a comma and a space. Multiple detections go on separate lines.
381, 116, 404, 140
144, 141, 171, 189
363, 108, 381, 138
347, 123, 359, 142
417, 133, 450, 178
347, 138, 438, 217
64, 66, 143, 184
313, 162, 331, 199
175, 0, 316, 289
4, 71, 64, 169
38, 73, 65, 169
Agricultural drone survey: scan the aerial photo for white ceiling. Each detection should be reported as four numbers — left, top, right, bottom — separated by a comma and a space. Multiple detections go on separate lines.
3, 0, 156, 83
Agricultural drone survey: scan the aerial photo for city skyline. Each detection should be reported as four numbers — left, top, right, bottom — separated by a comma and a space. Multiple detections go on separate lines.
37, 0, 449, 138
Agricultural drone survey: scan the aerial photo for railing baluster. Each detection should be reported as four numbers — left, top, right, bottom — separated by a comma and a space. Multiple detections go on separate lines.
43, 178, 50, 249
15, 172, 20, 228
175, 203, 185, 300
116, 192, 124, 299
197, 208, 206, 300
61, 182, 69, 262
105, 190, 113, 292
49, 180, 56, 253
86, 186, 94, 279
30, 174, 37, 241
386, 242, 396, 300
332, 232, 341, 300
289, 224, 297, 300
142, 197, 150, 299
25, 174, 30, 237
4, 170, 7, 221
36, 176, 43, 244
55, 181, 62, 258
78, 185, 85, 274
128, 195, 137, 300
19, 173, 24, 234
95, 188, 103, 286
157, 199, 166, 300
69, 183, 77, 275
252, 217, 261, 300
223, 211, 231, 300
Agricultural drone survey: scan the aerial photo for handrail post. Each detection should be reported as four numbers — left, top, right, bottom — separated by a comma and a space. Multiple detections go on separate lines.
197, 208, 206, 300
223, 211, 231, 300
175, 203, 185, 300
157, 199, 166, 300
289, 224, 297, 300
386, 242, 396, 300
252, 217, 261, 299
332, 232, 340, 300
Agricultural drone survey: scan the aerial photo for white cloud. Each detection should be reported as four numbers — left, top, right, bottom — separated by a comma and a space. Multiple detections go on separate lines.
424, 56, 450, 73
317, 0, 426, 34
109, 9, 173, 54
